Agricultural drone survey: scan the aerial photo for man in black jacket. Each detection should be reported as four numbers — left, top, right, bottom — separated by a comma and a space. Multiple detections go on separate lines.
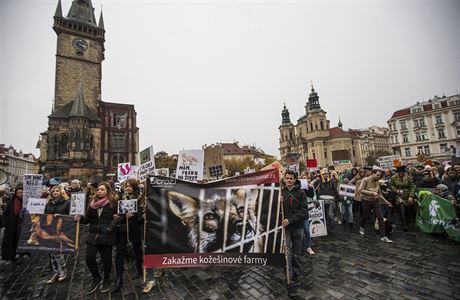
282, 170, 309, 291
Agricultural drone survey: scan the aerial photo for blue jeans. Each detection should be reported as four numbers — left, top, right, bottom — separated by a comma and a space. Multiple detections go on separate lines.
303, 219, 315, 248
341, 202, 353, 224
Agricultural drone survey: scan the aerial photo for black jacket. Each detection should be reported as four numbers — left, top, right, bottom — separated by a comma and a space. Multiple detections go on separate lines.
80, 204, 117, 246
282, 181, 309, 230
1, 196, 22, 261
44, 197, 70, 215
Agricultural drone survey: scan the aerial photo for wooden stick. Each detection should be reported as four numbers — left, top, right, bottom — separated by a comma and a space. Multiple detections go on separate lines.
75, 219, 80, 250
280, 188, 291, 286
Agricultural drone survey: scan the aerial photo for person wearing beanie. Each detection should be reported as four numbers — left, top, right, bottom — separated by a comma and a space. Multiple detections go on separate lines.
420, 170, 440, 189
1, 184, 23, 262
70, 180, 82, 193
390, 165, 417, 231
440, 167, 459, 198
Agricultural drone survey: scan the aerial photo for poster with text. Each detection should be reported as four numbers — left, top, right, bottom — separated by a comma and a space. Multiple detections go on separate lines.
26, 198, 47, 214
139, 146, 156, 181
145, 169, 284, 269
308, 200, 328, 237
176, 150, 204, 182
70, 192, 86, 216
23, 174, 43, 208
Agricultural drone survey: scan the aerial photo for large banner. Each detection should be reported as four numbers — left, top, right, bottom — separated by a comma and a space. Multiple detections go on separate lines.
17, 213, 78, 253
144, 169, 285, 268
416, 193, 460, 242
176, 150, 204, 181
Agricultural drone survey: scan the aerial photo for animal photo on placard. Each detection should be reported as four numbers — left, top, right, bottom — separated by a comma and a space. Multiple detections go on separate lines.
118, 199, 138, 214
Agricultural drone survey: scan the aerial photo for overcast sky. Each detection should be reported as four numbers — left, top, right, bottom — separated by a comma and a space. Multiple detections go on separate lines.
1, 0, 459, 159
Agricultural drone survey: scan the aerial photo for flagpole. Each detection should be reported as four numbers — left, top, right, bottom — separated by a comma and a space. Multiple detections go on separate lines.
280, 185, 291, 286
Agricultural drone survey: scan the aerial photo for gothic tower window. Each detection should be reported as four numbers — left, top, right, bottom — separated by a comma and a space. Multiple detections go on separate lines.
320, 121, 324, 130
310, 123, 313, 132
76, 129, 81, 150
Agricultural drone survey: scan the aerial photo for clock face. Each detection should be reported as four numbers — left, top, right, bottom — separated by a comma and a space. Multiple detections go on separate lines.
72, 38, 88, 53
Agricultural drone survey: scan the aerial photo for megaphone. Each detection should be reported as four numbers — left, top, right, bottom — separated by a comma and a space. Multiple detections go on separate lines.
0, 169, 8, 185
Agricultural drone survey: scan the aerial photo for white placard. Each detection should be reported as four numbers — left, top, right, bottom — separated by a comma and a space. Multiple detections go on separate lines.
23, 174, 43, 208
26, 198, 47, 214
70, 192, 86, 216
153, 168, 169, 177
139, 146, 156, 181
118, 199, 138, 214
176, 150, 204, 182
378, 155, 402, 169
300, 179, 309, 190
309, 200, 328, 237
338, 184, 356, 198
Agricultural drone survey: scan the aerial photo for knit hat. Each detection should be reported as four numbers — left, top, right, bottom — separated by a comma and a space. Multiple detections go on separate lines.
436, 184, 448, 191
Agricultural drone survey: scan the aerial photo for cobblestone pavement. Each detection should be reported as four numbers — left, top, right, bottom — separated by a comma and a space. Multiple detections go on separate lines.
1, 222, 459, 300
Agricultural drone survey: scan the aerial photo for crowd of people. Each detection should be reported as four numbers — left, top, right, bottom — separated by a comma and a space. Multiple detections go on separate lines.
281, 161, 460, 292
0, 160, 459, 295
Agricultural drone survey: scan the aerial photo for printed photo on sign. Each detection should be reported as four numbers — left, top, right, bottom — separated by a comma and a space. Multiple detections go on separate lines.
308, 200, 328, 237
338, 184, 356, 198
17, 213, 77, 253
118, 199, 138, 214
26, 198, 47, 214
176, 150, 204, 181
144, 169, 284, 268
70, 192, 86, 216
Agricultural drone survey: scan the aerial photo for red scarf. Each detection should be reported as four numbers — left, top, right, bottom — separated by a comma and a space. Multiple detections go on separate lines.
90, 197, 109, 209
13, 197, 23, 216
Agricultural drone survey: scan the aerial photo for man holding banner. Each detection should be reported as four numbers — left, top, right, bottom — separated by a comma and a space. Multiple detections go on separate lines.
281, 170, 309, 290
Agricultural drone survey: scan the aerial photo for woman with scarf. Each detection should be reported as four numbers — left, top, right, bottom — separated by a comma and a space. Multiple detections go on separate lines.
112, 178, 144, 293
44, 185, 70, 284
74, 182, 119, 295
1, 184, 23, 262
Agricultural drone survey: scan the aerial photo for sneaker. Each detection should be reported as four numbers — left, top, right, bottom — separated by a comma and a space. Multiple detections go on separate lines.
306, 247, 315, 255
58, 272, 67, 282
143, 280, 157, 293
99, 280, 111, 293
380, 236, 393, 243
153, 270, 164, 279
46, 273, 59, 284
359, 227, 365, 235
86, 277, 102, 295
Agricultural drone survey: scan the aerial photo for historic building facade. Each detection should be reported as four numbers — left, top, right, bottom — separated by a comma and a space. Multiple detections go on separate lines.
0, 144, 39, 187
37, 0, 138, 181
387, 94, 460, 163
279, 86, 390, 168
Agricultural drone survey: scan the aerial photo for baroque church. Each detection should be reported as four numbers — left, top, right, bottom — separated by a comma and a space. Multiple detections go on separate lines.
279, 86, 390, 168
37, 0, 139, 181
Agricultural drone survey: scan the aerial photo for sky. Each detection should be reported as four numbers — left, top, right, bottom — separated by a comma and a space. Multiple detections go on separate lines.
1, 0, 459, 159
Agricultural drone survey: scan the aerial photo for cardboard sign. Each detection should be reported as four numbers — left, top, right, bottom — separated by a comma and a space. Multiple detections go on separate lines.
26, 198, 47, 214
378, 155, 402, 169
23, 174, 43, 208
338, 184, 356, 198
309, 200, 327, 237
139, 146, 156, 181
176, 150, 204, 182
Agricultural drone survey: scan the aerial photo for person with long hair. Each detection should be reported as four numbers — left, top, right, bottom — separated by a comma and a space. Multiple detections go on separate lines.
1, 184, 23, 262
113, 178, 144, 292
74, 182, 119, 295
44, 185, 70, 284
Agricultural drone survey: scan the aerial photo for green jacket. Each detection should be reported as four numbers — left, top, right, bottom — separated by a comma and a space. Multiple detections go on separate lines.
390, 174, 416, 206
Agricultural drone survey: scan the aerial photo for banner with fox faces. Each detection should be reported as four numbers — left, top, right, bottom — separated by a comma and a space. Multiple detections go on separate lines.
144, 169, 285, 268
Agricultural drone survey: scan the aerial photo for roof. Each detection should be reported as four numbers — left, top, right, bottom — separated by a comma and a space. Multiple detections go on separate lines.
329, 127, 354, 138
49, 101, 99, 121
388, 94, 460, 120
66, 0, 97, 27
221, 143, 247, 155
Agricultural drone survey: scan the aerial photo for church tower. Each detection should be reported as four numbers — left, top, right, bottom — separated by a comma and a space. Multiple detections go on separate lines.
279, 103, 296, 160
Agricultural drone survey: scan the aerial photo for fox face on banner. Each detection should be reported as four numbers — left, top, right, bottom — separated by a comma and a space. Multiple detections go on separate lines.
144, 169, 285, 268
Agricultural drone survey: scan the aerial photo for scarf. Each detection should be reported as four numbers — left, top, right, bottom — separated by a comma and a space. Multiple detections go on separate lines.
13, 197, 23, 216
90, 197, 109, 209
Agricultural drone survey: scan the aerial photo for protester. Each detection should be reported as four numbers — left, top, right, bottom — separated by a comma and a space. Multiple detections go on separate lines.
420, 170, 440, 189
44, 185, 70, 284
113, 178, 144, 293
314, 168, 339, 233
1, 184, 24, 262
441, 167, 459, 198
74, 182, 119, 295
281, 171, 309, 294
358, 170, 393, 243
350, 168, 366, 218
390, 165, 416, 231
339, 177, 353, 228
69, 180, 82, 193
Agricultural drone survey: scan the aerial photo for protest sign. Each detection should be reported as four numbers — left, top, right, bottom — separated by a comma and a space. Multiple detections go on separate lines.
309, 200, 328, 237
338, 184, 356, 198
378, 155, 402, 169
176, 150, 204, 182
23, 174, 43, 208
118, 199, 138, 214
118, 162, 132, 182
70, 192, 86, 216
26, 198, 47, 214
144, 169, 284, 268
17, 213, 77, 253
153, 168, 169, 177
139, 146, 156, 181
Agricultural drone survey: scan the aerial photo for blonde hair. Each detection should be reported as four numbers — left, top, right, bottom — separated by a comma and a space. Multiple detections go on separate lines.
48, 185, 69, 201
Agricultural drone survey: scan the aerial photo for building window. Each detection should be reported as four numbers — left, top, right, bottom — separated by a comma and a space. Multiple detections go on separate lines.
449, 100, 460, 107
417, 146, 423, 154
404, 147, 411, 157
209, 165, 223, 178
440, 143, 448, 153
402, 134, 408, 143
320, 121, 324, 130
423, 145, 430, 156
324, 151, 327, 158
400, 121, 407, 130
112, 112, 127, 128
457, 127, 460, 136
454, 111, 460, 122
438, 129, 445, 138
415, 132, 421, 141
411, 107, 422, 113
435, 115, 443, 124
310, 123, 313, 132
434, 104, 440, 109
